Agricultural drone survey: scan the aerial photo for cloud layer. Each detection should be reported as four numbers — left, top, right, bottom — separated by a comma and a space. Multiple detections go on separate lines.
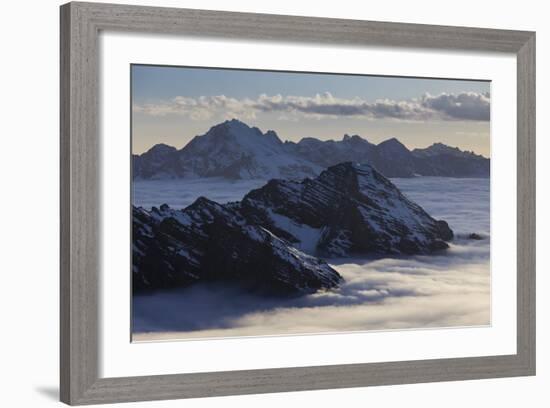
133, 245, 490, 339
134, 91, 490, 122
132, 177, 490, 340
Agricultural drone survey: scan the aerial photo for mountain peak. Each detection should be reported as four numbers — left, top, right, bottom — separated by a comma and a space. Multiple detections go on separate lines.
430, 142, 456, 150
240, 159, 452, 257
212, 118, 253, 133
212, 119, 281, 141
222, 118, 244, 124
342, 134, 365, 143
145, 143, 177, 155
411, 142, 488, 171
264, 129, 280, 141
160, 119, 319, 180
414, 142, 473, 158
202, 119, 263, 141
379, 137, 403, 146
377, 137, 410, 153
223, 118, 249, 127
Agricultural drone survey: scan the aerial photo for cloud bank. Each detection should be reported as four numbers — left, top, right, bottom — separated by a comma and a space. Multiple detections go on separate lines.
133, 245, 490, 339
134, 91, 490, 122
132, 177, 490, 340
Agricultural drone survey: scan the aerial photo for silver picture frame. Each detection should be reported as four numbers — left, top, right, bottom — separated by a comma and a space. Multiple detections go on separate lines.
60, 2, 536, 405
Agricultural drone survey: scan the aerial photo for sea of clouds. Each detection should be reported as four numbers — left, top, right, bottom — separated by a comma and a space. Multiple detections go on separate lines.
132, 177, 490, 340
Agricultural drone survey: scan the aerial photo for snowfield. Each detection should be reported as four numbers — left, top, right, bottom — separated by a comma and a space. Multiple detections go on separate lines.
132, 177, 490, 340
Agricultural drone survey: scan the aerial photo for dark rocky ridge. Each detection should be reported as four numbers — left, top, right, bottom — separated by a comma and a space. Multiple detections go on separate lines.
285, 135, 489, 178
238, 162, 453, 257
133, 199, 342, 295
133, 162, 453, 295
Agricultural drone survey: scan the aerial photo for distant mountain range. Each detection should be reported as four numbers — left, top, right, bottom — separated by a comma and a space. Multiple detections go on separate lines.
133, 119, 490, 180
133, 162, 453, 295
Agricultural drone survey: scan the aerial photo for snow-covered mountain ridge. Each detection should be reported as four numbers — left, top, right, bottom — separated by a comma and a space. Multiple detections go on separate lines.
133, 119, 490, 180
134, 119, 322, 180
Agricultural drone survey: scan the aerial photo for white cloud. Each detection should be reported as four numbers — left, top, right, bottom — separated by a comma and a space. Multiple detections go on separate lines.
134, 91, 490, 122
133, 243, 490, 339
421, 92, 490, 121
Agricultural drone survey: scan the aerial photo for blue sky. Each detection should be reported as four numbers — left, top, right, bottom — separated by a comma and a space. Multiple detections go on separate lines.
132, 65, 491, 156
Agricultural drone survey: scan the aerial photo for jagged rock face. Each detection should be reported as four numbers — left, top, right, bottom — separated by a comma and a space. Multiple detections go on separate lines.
132, 199, 342, 295
238, 162, 453, 256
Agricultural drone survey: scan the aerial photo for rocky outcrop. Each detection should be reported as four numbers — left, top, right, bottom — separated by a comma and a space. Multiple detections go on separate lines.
132, 162, 454, 295
132, 199, 342, 295
237, 162, 453, 256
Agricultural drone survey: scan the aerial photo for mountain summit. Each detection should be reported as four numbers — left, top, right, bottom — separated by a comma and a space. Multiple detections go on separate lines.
134, 119, 321, 180
238, 162, 453, 256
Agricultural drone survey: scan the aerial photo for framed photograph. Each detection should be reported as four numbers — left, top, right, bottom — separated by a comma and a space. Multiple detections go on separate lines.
60, 2, 535, 405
